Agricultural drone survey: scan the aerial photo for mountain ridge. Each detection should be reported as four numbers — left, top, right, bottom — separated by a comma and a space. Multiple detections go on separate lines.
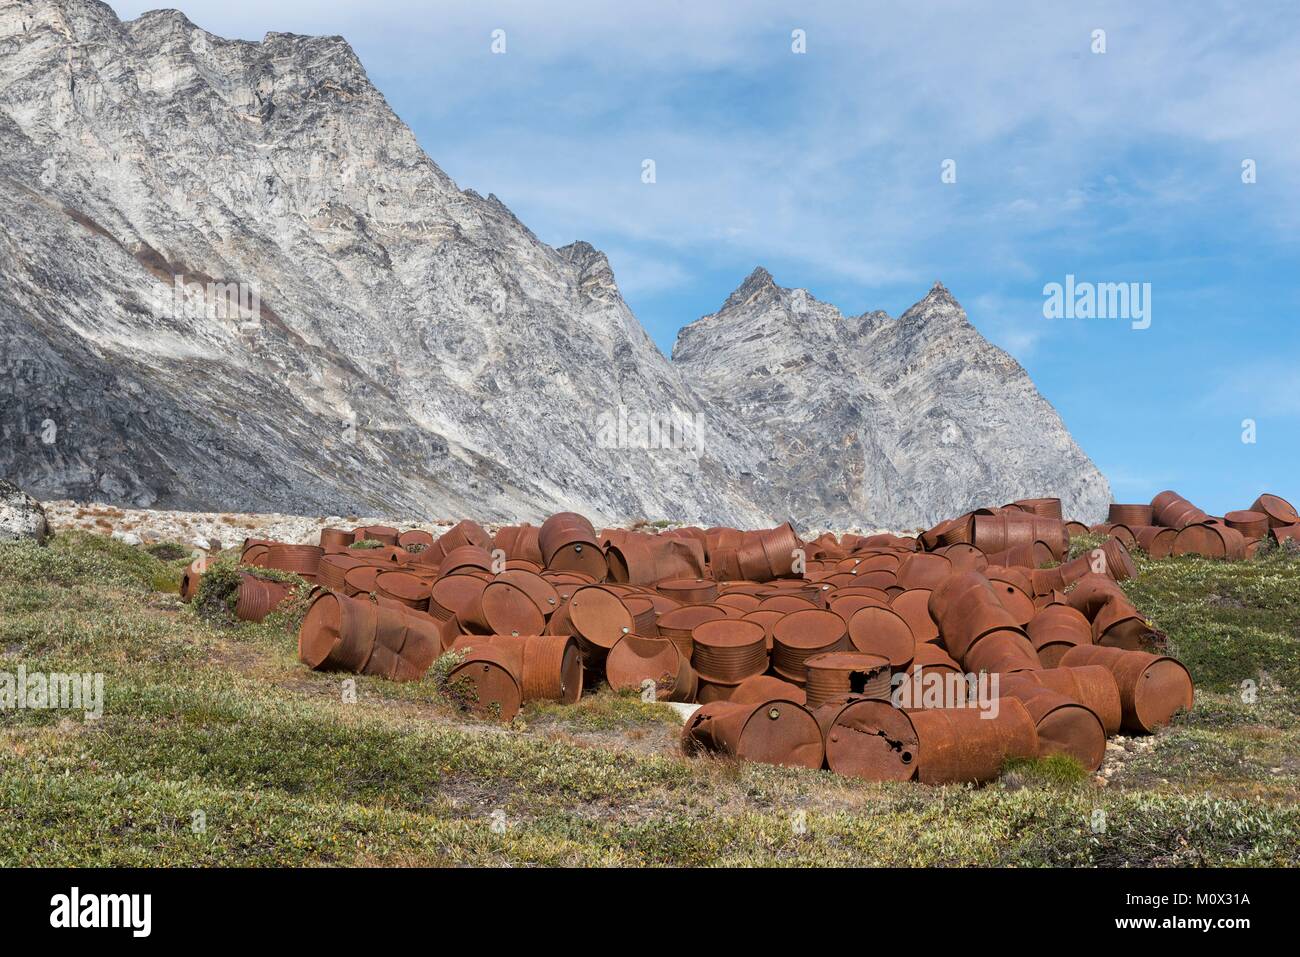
0, 0, 1111, 528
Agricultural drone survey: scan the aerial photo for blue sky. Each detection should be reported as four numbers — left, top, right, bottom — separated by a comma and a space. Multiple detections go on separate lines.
111, 1, 1300, 516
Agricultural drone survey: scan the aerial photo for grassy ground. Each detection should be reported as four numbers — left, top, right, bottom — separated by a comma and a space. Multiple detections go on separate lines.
1, 531, 1297, 866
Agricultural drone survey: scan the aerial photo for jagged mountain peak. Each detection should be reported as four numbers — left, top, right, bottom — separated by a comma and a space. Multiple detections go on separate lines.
558, 240, 621, 301
674, 270, 1111, 527
899, 280, 968, 324
725, 265, 776, 304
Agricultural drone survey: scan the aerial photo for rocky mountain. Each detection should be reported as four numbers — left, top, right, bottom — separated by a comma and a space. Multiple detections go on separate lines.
0, 0, 1110, 529
674, 270, 1111, 527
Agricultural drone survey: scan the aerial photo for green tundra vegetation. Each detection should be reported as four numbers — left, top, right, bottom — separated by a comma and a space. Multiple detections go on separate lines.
1, 530, 1297, 866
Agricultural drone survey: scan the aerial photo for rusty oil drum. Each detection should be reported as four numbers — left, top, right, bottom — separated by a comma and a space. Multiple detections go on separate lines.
1010, 664, 1122, 736
815, 698, 918, 781
907, 697, 1038, 785
1150, 491, 1209, 529
803, 651, 891, 709
1059, 644, 1193, 733
682, 698, 824, 769
998, 675, 1106, 771
538, 512, 608, 580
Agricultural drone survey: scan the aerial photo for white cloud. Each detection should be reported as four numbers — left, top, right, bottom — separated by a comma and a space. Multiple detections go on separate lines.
104, 0, 1300, 296
1202, 363, 1300, 418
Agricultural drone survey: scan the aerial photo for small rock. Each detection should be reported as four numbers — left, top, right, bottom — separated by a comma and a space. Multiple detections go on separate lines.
111, 529, 142, 546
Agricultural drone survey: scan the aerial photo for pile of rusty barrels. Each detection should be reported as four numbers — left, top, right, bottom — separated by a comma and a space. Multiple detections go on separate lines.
1089, 491, 1300, 560
173, 490, 1295, 784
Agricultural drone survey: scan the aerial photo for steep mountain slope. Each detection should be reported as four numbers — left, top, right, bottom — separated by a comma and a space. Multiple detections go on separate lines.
673, 269, 1111, 527
0, 0, 766, 524
0, 0, 1109, 528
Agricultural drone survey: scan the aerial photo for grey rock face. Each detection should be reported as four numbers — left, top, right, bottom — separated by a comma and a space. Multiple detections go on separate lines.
673, 270, 1112, 528
0, 478, 50, 543
0, 0, 1109, 530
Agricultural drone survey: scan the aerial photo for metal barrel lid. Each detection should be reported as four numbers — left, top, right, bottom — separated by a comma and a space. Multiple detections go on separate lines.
818, 698, 918, 781
983, 572, 1036, 626
829, 593, 890, 624
656, 577, 719, 604
846, 604, 915, 669
374, 571, 432, 610
771, 609, 850, 682
715, 592, 762, 613
605, 634, 682, 697
961, 628, 1042, 674
829, 584, 893, 603
545, 540, 609, 581
567, 585, 634, 650
934, 542, 987, 574
1251, 493, 1300, 529
1025, 603, 1092, 667
683, 698, 824, 769
757, 593, 819, 614
439, 545, 494, 574
493, 568, 560, 618
889, 588, 940, 644
480, 580, 546, 637
398, 529, 436, 548
448, 647, 523, 722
